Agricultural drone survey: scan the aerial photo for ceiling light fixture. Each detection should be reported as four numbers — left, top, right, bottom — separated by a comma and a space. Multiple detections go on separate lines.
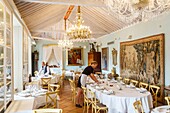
67, 6, 92, 41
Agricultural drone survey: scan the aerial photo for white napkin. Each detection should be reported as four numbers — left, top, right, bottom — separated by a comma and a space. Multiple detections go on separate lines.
111, 79, 117, 83
116, 85, 122, 90
126, 85, 131, 88
103, 90, 111, 95
18, 93, 30, 97
140, 88, 147, 93
136, 88, 147, 93
130, 83, 135, 88
96, 86, 104, 90
120, 81, 125, 85
90, 84, 95, 87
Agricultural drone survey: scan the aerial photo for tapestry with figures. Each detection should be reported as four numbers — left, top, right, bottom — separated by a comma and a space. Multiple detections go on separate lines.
120, 34, 164, 98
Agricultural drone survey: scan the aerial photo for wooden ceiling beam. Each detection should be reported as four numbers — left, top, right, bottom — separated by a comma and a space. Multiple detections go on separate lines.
64, 5, 74, 20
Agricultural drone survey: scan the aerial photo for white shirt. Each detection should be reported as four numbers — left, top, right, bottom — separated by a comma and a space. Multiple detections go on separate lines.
38, 66, 50, 76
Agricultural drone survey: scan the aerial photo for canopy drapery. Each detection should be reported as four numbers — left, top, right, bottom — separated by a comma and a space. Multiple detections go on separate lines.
43, 45, 62, 67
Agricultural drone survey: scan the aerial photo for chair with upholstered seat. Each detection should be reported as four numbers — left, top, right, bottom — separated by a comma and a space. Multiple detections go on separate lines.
41, 78, 51, 89
45, 90, 60, 108
123, 78, 130, 85
69, 79, 77, 104
130, 80, 139, 87
149, 85, 160, 107
165, 96, 170, 105
139, 82, 149, 89
33, 109, 62, 113
48, 84, 60, 92
133, 100, 144, 113
88, 89, 108, 113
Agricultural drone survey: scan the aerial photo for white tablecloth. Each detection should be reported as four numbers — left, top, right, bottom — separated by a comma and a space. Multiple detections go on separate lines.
151, 105, 170, 113
32, 75, 60, 84
15, 90, 60, 109
65, 71, 74, 77
87, 82, 153, 113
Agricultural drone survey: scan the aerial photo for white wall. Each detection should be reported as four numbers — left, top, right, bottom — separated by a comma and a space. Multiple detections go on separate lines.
33, 40, 90, 71
96, 13, 170, 86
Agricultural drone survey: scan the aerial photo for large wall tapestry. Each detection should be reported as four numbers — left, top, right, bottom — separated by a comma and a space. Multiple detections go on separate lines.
120, 34, 164, 99
102, 47, 109, 70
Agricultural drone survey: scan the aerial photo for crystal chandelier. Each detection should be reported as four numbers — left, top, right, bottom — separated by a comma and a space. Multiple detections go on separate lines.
58, 34, 73, 49
67, 6, 92, 40
104, 0, 170, 23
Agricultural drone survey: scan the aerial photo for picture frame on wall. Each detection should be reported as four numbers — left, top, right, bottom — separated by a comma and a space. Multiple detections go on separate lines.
102, 47, 109, 70
112, 48, 117, 66
66, 48, 83, 66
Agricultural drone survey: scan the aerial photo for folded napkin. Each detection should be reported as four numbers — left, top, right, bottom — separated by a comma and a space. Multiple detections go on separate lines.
130, 83, 135, 88
18, 93, 31, 97
96, 86, 104, 90
103, 90, 111, 95
111, 79, 117, 83
116, 85, 122, 90
140, 88, 147, 93
90, 84, 95, 87
103, 89, 114, 95
126, 85, 131, 88
136, 88, 147, 93
120, 81, 125, 85
40, 89, 48, 92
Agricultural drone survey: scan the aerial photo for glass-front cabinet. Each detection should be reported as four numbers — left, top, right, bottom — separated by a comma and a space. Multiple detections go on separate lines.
0, 1, 12, 112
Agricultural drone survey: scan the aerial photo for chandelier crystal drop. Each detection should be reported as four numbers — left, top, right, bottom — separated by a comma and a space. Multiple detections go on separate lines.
104, 0, 170, 23
67, 6, 92, 40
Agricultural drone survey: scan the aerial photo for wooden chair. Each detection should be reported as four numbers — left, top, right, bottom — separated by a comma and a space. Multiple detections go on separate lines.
116, 76, 123, 81
88, 89, 108, 113
139, 82, 149, 89
58, 75, 65, 88
149, 85, 160, 107
41, 77, 51, 89
48, 84, 60, 92
123, 78, 130, 85
82, 86, 93, 113
130, 80, 139, 87
45, 90, 60, 108
33, 109, 62, 113
69, 79, 77, 104
133, 100, 144, 113
165, 96, 170, 105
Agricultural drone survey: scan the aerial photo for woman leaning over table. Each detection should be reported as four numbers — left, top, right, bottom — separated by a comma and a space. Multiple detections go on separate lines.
75, 61, 99, 108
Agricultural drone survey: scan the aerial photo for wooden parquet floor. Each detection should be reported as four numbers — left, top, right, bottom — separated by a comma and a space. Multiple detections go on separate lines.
59, 80, 84, 113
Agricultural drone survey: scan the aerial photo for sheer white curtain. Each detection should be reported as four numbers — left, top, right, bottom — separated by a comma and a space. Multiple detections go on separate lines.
43, 46, 53, 62
53, 46, 62, 66
43, 46, 62, 67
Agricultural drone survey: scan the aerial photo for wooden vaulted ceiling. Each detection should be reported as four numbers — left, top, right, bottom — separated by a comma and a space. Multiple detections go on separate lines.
13, 0, 127, 40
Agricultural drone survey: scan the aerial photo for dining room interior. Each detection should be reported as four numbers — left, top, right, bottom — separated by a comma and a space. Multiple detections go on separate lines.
0, 0, 170, 113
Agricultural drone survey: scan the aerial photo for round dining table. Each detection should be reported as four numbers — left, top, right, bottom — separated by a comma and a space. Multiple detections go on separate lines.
151, 105, 170, 113
87, 80, 153, 113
